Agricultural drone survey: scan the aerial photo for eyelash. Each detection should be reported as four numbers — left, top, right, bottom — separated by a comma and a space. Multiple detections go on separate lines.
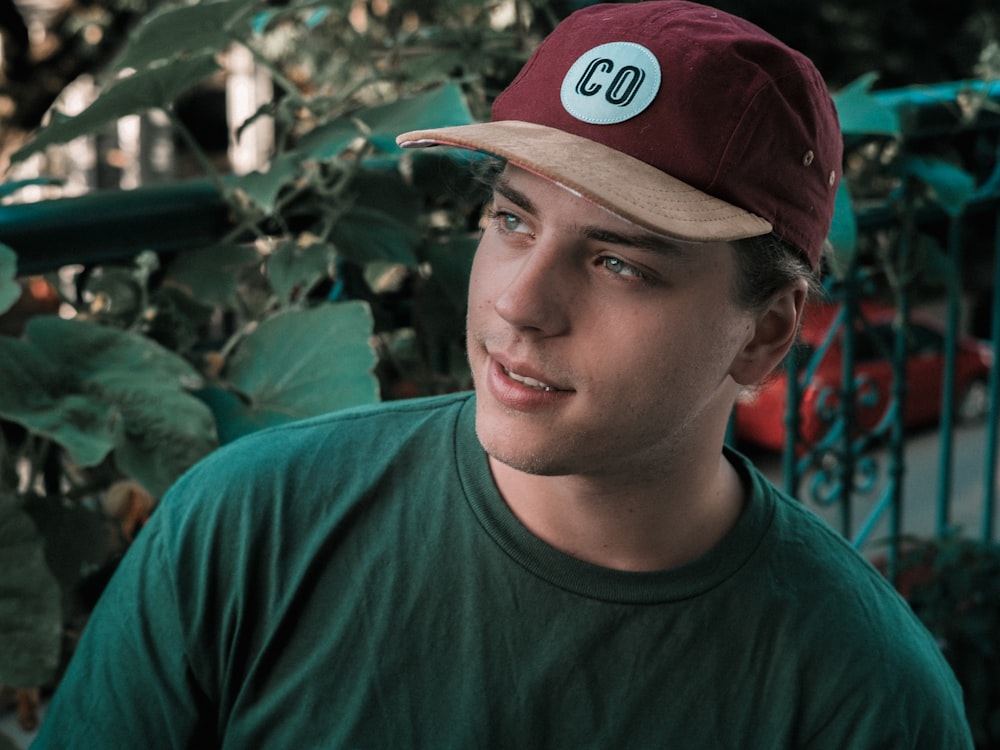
599, 256, 647, 280
485, 208, 532, 236
485, 207, 650, 283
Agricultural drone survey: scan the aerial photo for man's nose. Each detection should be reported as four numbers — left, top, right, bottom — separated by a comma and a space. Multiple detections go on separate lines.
493, 242, 573, 336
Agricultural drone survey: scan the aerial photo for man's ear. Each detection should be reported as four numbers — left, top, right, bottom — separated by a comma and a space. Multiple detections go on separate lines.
730, 280, 809, 386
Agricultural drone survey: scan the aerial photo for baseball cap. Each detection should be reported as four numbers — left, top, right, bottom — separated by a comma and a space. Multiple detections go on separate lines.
395, 0, 842, 269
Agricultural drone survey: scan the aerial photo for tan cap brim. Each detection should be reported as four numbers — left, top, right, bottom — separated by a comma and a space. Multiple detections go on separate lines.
396, 120, 772, 243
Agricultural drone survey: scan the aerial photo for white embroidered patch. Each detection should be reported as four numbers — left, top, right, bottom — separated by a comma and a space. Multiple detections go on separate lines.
559, 42, 661, 125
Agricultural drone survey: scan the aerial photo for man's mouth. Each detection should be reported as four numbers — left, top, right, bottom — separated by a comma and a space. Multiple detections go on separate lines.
503, 366, 558, 392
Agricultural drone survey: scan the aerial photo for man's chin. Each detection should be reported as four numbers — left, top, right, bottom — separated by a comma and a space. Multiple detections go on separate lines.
475, 425, 569, 478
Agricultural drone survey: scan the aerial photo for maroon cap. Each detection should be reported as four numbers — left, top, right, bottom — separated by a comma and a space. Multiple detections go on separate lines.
397, 1, 842, 268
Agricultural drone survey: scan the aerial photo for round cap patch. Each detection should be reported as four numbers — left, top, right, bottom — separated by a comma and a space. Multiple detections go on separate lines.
560, 42, 661, 125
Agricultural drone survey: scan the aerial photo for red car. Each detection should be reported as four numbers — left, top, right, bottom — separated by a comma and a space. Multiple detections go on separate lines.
733, 301, 994, 452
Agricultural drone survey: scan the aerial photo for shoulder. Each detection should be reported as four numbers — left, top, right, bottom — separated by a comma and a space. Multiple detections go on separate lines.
214, 391, 471, 463
148, 392, 472, 542
741, 452, 967, 747
177, 392, 469, 489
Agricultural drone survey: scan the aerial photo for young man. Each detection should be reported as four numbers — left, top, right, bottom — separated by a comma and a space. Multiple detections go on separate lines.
35, 2, 972, 747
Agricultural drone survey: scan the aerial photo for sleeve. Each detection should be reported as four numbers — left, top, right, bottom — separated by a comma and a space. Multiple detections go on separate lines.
32, 514, 218, 748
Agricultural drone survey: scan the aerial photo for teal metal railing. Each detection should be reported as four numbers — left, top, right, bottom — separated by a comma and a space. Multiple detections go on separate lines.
777, 80, 1000, 576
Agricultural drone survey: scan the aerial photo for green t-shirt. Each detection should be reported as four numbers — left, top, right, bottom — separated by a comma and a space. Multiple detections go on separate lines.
34, 393, 972, 749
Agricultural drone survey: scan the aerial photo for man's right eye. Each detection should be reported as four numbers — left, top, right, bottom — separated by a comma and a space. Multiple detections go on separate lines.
488, 209, 532, 235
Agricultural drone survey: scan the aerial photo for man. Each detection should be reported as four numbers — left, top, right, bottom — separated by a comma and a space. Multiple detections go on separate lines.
35, 2, 972, 747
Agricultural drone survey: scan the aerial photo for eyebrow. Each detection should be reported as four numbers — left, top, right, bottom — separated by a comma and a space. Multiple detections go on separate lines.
492, 176, 538, 216
492, 175, 690, 259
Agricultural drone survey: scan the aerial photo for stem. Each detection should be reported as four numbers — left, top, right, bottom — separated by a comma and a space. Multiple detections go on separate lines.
166, 108, 228, 195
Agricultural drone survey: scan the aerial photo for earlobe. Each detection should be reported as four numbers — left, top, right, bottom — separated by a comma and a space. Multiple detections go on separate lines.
730, 281, 808, 386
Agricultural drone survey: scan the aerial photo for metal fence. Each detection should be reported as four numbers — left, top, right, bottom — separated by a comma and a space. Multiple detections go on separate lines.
769, 80, 1000, 575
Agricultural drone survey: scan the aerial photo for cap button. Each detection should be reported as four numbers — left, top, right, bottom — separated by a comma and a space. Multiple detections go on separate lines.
802, 150, 815, 166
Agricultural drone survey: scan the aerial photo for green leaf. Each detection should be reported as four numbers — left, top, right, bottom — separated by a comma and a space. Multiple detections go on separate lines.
422, 235, 477, 313
266, 239, 334, 305
165, 243, 262, 306
0, 244, 21, 316
360, 83, 476, 150
832, 73, 901, 139
113, 0, 258, 72
0, 489, 61, 688
913, 234, 960, 294
294, 120, 362, 162
22, 493, 112, 594
209, 303, 379, 441
230, 151, 302, 214
826, 180, 858, 278
0, 317, 217, 497
231, 85, 478, 216
903, 156, 977, 217
0, 336, 120, 466
10, 54, 221, 164
110, 382, 220, 498
298, 83, 476, 161
330, 205, 420, 267
194, 385, 288, 444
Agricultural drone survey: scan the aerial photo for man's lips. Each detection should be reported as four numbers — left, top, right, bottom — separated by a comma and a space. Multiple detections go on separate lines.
502, 365, 559, 392
490, 354, 572, 393
483, 356, 572, 411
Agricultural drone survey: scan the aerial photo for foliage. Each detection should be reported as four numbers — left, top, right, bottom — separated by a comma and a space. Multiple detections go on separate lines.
0, 0, 551, 709
897, 534, 1000, 748
829, 72, 999, 284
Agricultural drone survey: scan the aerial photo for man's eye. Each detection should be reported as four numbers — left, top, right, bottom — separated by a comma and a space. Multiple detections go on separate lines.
502, 214, 523, 232
487, 208, 531, 235
601, 257, 644, 278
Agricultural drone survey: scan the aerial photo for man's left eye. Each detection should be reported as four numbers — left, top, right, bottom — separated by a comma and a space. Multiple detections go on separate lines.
502, 214, 524, 232
602, 257, 644, 278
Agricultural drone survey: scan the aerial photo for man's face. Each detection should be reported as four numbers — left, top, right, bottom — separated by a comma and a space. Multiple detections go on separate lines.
466, 165, 759, 481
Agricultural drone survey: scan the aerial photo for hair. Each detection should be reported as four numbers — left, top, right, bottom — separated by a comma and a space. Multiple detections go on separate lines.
731, 233, 823, 314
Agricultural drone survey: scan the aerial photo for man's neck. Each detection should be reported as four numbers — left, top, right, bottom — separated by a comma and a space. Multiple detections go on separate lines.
488, 452, 747, 572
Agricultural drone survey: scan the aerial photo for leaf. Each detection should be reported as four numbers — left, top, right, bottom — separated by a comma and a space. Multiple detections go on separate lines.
266, 239, 334, 304
359, 83, 475, 151
903, 155, 977, 217
0, 489, 62, 688
913, 234, 960, 294
113, 0, 258, 72
330, 205, 420, 267
21, 493, 112, 594
826, 180, 858, 278
230, 85, 478, 216
422, 234, 477, 313
297, 83, 476, 161
0, 244, 21, 316
230, 151, 303, 214
209, 303, 379, 441
164, 243, 262, 306
110, 382, 220, 498
10, 54, 221, 164
194, 385, 289, 444
833, 73, 901, 139
0, 336, 120, 466
0, 317, 217, 497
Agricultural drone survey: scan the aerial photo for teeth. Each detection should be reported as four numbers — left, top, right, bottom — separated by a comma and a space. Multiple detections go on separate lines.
504, 367, 556, 391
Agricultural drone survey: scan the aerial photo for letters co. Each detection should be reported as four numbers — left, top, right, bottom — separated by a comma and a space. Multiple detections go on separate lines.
560, 42, 661, 125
